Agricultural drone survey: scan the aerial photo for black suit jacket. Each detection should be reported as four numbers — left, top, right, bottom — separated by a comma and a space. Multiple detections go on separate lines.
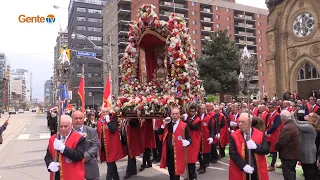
44, 131, 86, 180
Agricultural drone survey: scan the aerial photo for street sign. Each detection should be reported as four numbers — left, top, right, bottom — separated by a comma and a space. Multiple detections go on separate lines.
76, 51, 96, 57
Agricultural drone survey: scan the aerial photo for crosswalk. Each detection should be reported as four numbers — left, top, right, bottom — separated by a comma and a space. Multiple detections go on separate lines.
16, 133, 51, 140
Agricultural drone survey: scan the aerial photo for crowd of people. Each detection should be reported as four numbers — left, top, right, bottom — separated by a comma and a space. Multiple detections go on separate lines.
44, 93, 320, 180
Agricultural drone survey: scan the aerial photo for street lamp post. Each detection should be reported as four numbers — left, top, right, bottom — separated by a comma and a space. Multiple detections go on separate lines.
238, 46, 257, 180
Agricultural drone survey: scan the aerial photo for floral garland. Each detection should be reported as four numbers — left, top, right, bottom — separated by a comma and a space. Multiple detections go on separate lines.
118, 4, 204, 115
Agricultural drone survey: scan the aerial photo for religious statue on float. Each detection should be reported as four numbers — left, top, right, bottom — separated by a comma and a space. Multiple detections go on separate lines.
152, 46, 168, 86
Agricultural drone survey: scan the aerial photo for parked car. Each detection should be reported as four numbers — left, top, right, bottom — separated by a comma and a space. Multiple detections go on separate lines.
18, 109, 24, 113
31, 109, 36, 112
9, 109, 16, 115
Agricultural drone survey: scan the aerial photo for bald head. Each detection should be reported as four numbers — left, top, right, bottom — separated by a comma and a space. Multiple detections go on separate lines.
72, 110, 84, 118
238, 113, 252, 133
60, 115, 72, 137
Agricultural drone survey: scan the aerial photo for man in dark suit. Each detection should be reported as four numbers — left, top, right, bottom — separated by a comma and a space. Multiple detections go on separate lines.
44, 115, 86, 180
72, 111, 100, 180
49, 108, 58, 136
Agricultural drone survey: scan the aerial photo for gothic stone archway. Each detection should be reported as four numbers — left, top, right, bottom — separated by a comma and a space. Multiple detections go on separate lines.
289, 56, 320, 99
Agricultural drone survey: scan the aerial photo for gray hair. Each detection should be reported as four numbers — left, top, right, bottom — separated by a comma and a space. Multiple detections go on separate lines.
280, 110, 292, 121
61, 114, 72, 124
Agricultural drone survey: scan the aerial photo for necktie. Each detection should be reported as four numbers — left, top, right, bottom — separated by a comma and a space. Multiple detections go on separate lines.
61, 137, 66, 144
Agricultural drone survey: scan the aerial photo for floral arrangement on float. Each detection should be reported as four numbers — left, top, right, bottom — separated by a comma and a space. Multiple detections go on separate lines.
117, 4, 204, 118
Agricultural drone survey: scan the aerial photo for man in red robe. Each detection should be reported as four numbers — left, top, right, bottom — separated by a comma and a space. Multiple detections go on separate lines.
258, 105, 269, 130
197, 104, 214, 174
229, 113, 269, 180
212, 106, 229, 159
184, 105, 201, 180
96, 108, 124, 180
229, 104, 240, 132
120, 118, 144, 179
44, 115, 86, 180
265, 102, 282, 171
152, 119, 163, 163
158, 107, 192, 180
139, 118, 156, 171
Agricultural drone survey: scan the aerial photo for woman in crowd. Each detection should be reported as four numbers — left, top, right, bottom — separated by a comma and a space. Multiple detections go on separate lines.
293, 111, 320, 180
251, 116, 266, 132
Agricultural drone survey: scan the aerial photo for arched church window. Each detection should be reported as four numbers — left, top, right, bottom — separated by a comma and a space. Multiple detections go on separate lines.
312, 66, 318, 78
305, 63, 312, 79
300, 68, 305, 80
298, 62, 319, 80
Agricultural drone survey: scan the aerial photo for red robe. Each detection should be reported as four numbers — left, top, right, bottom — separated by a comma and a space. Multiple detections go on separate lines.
141, 119, 156, 149
97, 117, 124, 163
124, 120, 144, 157
252, 107, 259, 116
48, 132, 85, 180
229, 128, 269, 180
160, 121, 187, 175
266, 111, 282, 152
213, 113, 229, 147
201, 113, 213, 153
307, 104, 320, 114
155, 119, 164, 140
229, 113, 239, 131
186, 116, 201, 163
259, 111, 269, 132
284, 106, 294, 112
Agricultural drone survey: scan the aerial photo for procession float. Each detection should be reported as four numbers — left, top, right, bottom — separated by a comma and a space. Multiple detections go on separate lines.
117, 4, 205, 118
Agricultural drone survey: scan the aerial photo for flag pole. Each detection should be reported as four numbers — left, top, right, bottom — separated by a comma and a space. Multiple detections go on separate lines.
82, 64, 85, 113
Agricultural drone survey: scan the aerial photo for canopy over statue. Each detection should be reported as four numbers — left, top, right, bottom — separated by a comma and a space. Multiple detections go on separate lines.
117, 4, 204, 117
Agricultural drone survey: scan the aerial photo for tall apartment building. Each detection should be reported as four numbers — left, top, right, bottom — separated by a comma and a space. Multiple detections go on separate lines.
53, 30, 68, 104
10, 69, 31, 108
103, 0, 269, 98
0, 53, 10, 111
44, 79, 53, 105
68, 0, 107, 108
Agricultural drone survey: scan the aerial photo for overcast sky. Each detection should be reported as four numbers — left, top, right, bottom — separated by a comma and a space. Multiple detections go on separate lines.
0, 0, 266, 102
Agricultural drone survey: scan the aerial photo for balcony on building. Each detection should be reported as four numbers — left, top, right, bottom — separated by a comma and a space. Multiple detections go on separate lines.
118, 5, 131, 15
118, 15, 131, 25
200, 17, 214, 26
234, 22, 256, 29
159, 10, 187, 21
201, 26, 214, 35
118, 25, 129, 36
118, 0, 131, 4
201, 35, 212, 42
234, 30, 256, 37
159, 1, 188, 13
118, 37, 129, 46
200, 3, 213, 16
118, 47, 125, 56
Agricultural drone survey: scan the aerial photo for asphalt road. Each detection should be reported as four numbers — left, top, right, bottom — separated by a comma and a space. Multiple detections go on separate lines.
0, 113, 293, 180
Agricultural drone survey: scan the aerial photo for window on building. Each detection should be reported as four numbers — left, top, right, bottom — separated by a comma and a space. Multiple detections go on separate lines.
258, 30, 262, 34
259, 46, 263, 50
227, 25, 230, 30
227, 8, 230, 12
88, 18, 102, 23
259, 38, 262, 42
192, 11, 196, 15
88, 36, 102, 41
77, 73, 82, 77
260, 63, 263, 68
258, 22, 261, 26
297, 63, 320, 80
257, 14, 260, 18
192, 30, 197, 34
193, 39, 197, 44
88, 9, 101, 14
216, 24, 220, 28
260, 72, 264, 76
88, 92, 92, 96
88, 27, 102, 32
262, 80, 265, 84
216, 6, 219, 10
77, 7, 86, 12
192, 2, 196, 6
192, 20, 196, 25
259, 54, 263, 59
216, 15, 220, 19
227, 16, 230, 21
77, 17, 86, 21
77, 26, 86, 30
88, 73, 92, 77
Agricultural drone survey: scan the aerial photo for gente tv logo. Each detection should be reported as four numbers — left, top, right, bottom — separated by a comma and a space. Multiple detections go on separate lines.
18, 14, 56, 23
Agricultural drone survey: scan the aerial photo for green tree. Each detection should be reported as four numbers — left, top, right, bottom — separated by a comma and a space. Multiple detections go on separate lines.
197, 30, 240, 101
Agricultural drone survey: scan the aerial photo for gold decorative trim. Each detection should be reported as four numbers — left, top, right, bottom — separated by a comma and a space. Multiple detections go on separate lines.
138, 29, 167, 45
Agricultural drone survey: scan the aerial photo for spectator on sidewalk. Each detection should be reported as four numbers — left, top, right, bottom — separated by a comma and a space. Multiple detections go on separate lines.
0, 119, 9, 144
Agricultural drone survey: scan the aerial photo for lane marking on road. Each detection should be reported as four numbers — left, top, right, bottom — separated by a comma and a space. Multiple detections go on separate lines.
40, 133, 51, 139
17, 134, 30, 140
218, 161, 230, 166
22, 128, 26, 132
207, 167, 226, 171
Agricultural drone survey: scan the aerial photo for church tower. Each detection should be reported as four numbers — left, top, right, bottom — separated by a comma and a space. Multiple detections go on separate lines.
266, 0, 320, 99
